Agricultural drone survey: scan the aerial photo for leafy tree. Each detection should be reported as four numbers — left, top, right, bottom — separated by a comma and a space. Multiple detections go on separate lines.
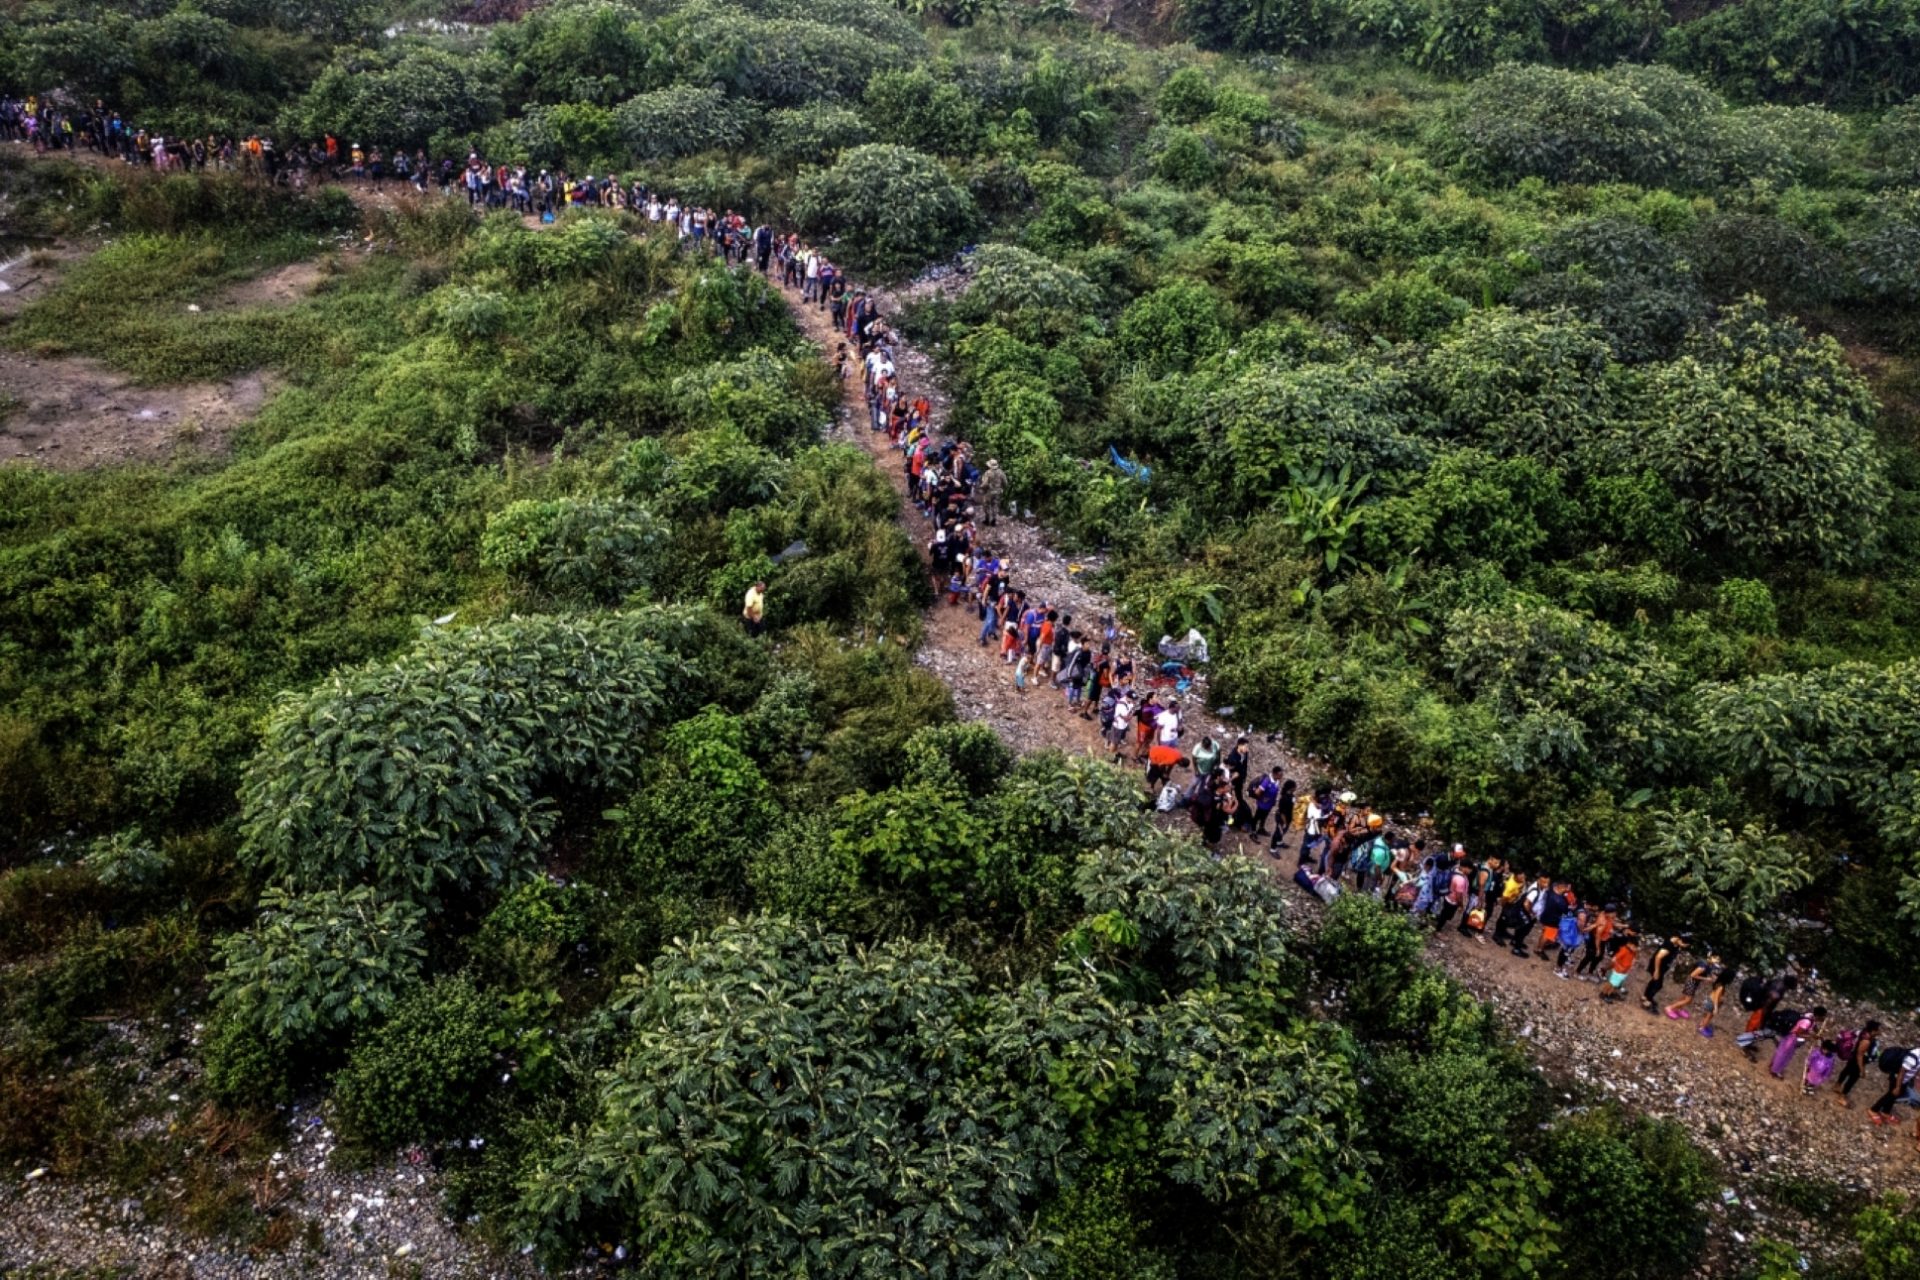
1648, 808, 1814, 962
1158, 66, 1219, 122
864, 67, 982, 156
1514, 218, 1703, 362
1852, 1193, 1920, 1280
1150, 126, 1222, 188
1211, 360, 1433, 508
1851, 193, 1920, 308
13, 17, 137, 100
1174, 0, 1344, 52
238, 612, 686, 904
1875, 101, 1920, 184
792, 144, 977, 272
1421, 308, 1616, 462
1628, 305, 1887, 569
283, 43, 505, 149
672, 349, 828, 452
1539, 1108, 1714, 1280
1115, 280, 1230, 375
510, 101, 624, 171
611, 707, 779, 901
829, 782, 990, 916
1664, 0, 1920, 106
1446, 63, 1680, 186
1333, 269, 1469, 342
1072, 831, 1294, 991
1442, 601, 1683, 777
767, 102, 873, 167
1692, 659, 1920, 813
962, 244, 1103, 325
1312, 892, 1423, 1024
1143, 987, 1366, 1210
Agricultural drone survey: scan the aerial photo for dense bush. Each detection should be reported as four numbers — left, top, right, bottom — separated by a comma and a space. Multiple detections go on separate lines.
962, 243, 1104, 324
209, 886, 426, 1051
613, 85, 757, 160
767, 102, 873, 167
792, 144, 977, 271
481, 498, 667, 605
238, 613, 685, 904
283, 42, 504, 148
334, 975, 499, 1147
1538, 1108, 1714, 1279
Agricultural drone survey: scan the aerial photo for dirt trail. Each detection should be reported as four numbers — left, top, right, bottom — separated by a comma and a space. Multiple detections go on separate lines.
770, 271, 1920, 1221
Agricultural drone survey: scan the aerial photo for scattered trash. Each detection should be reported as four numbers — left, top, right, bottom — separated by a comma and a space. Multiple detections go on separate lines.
26, 1167, 46, 1181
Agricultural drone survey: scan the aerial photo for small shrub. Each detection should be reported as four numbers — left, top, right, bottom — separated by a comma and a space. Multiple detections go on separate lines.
334, 975, 499, 1149
1538, 1107, 1714, 1280
1312, 892, 1423, 1025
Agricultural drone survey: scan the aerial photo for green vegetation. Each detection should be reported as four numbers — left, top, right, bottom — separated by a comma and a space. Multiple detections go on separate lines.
5, 0, 1920, 1272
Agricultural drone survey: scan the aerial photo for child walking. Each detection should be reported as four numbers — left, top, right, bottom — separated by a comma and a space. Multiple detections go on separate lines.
1804, 1040, 1839, 1095
1014, 651, 1032, 693
1600, 933, 1638, 1002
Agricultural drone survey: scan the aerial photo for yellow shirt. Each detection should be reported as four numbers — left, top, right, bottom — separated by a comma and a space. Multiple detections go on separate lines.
743, 586, 765, 623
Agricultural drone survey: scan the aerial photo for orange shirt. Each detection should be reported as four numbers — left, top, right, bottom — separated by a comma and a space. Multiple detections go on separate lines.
1610, 944, 1637, 975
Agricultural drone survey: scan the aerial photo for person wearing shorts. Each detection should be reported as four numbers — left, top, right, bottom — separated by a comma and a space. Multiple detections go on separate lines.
1601, 934, 1637, 1002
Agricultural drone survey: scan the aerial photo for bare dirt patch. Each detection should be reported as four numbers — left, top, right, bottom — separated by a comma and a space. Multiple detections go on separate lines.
0, 348, 276, 469
0, 244, 84, 320
207, 257, 330, 310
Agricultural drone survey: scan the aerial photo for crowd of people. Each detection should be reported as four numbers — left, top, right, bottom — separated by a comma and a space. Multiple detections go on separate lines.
0, 93, 751, 221
1168, 768, 1920, 1144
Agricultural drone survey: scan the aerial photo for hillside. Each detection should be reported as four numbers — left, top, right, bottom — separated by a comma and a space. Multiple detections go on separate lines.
4, 1, 1920, 1276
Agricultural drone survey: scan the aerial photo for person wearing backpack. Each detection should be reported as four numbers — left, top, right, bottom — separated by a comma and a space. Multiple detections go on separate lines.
1248, 768, 1282, 838
1551, 901, 1584, 978
1492, 873, 1531, 950
1507, 876, 1548, 957
1266, 779, 1298, 856
1575, 903, 1616, 979
1462, 856, 1502, 942
1830, 1020, 1881, 1109
1743, 974, 1798, 1035
1867, 1045, 1920, 1137
1640, 934, 1689, 1015
1533, 880, 1571, 962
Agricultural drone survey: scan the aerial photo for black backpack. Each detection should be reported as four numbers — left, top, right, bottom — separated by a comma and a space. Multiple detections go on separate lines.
1738, 975, 1768, 1011
1880, 1045, 1911, 1075
1764, 1006, 1801, 1035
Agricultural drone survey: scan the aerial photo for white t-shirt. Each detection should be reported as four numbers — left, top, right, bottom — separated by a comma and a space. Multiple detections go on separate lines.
1155, 709, 1180, 746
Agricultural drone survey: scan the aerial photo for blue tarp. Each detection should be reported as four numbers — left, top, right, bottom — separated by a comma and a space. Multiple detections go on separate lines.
1108, 446, 1151, 484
